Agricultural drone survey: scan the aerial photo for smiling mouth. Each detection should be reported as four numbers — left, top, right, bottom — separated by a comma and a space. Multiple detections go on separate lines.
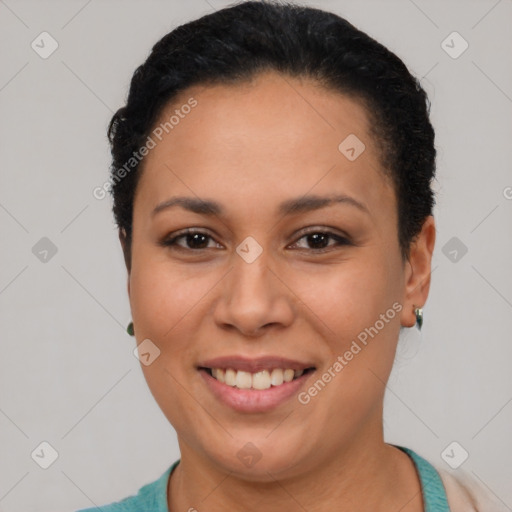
199, 367, 316, 390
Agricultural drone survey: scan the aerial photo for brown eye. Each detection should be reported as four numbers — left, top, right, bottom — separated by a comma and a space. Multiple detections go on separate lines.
160, 228, 352, 253
292, 230, 351, 252
161, 230, 219, 250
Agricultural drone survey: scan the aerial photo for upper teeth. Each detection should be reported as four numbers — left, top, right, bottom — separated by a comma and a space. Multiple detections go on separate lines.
210, 368, 305, 390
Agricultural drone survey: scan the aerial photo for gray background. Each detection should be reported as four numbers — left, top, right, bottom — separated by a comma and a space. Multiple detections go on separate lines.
0, 0, 511, 510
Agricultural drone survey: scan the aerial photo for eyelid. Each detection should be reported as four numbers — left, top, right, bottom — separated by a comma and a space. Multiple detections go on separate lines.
161, 228, 221, 249
288, 227, 352, 252
161, 225, 352, 251
292, 225, 351, 241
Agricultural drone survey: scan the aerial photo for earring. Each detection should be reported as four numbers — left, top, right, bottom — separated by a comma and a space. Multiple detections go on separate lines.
127, 321, 134, 336
413, 306, 423, 331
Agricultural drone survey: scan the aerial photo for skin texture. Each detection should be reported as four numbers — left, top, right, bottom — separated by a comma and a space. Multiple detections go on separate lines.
120, 70, 436, 511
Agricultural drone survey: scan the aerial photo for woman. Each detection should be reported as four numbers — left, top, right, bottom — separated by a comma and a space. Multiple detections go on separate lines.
78, 1, 506, 510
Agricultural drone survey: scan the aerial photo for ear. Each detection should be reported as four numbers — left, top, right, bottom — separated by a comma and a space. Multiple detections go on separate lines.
401, 215, 436, 327
118, 228, 131, 297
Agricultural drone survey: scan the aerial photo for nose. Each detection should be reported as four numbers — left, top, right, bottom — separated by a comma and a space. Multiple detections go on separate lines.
213, 252, 295, 337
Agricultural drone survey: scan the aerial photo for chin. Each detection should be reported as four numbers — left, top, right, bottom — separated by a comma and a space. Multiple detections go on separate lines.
198, 432, 313, 481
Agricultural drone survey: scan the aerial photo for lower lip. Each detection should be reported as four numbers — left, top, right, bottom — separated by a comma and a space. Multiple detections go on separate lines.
199, 369, 314, 413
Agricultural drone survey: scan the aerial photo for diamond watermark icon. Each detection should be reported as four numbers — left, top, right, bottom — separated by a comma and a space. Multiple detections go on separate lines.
441, 441, 469, 469
441, 31, 468, 59
133, 338, 161, 366
442, 236, 468, 263
31, 32, 59, 59
338, 134, 366, 161
32, 237, 58, 263
237, 442, 262, 468
31, 441, 59, 469
236, 236, 263, 264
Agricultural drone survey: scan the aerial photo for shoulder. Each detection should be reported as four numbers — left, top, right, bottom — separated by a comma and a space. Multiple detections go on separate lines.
75, 463, 177, 512
395, 445, 509, 512
436, 466, 509, 512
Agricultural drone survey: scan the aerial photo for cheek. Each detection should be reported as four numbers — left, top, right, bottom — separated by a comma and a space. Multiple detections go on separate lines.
296, 262, 402, 434
298, 256, 402, 400
129, 260, 207, 346
127, 258, 213, 431
294, 255, 400, 343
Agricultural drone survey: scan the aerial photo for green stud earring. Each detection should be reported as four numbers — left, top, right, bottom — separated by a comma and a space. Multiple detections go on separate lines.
414, 307, 423, 331
127, 321, 134, 336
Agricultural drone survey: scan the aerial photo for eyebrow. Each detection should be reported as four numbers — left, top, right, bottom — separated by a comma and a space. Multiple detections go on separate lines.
152, 194, 370, 218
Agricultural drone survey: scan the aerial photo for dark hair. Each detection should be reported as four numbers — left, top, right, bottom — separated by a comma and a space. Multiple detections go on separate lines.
108, 0, 436, 269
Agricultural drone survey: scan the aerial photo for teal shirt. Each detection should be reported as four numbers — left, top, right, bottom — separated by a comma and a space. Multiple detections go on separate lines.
76, 445, 450, 512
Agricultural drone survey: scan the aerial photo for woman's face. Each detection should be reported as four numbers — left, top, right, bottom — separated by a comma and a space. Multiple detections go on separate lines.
125, 70, 434, 478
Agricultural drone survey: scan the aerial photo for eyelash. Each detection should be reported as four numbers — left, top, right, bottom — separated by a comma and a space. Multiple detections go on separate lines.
160, 228, 352, 254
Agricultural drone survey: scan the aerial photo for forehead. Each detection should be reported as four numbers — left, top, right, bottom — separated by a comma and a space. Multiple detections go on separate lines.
135, 71, 394, 219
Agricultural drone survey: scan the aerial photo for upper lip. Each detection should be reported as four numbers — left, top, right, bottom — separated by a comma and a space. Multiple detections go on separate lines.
198, 356, 316, 373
